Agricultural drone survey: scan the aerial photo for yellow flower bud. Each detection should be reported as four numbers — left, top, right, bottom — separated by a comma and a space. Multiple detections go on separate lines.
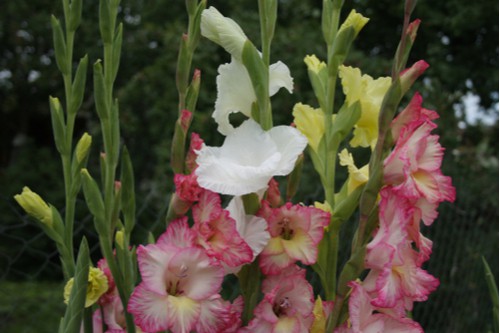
75, 132, 92, 164
338, 9, 370, 37
304, 55, 326, 74
64, 267, 108, 308
14, 187, 53, 227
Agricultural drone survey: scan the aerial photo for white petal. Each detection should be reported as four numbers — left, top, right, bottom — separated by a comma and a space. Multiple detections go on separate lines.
268, 125, 308, 175
227, 196, 270, 258
196, 120, 281, 195
214, 59, 255, 135
269, 61, 294, 95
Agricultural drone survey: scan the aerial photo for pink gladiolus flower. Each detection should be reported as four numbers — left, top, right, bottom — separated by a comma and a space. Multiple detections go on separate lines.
258, 201, 330, 275
384, 93, 455, 213
335, 281, 423, 333
128, 218, 227, 333
243, 266, 315, 333
192, 190, 253, 268
363, 240, 439, 311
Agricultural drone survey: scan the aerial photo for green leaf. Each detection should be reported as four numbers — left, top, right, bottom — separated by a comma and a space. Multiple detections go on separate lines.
331, 101, 361, 142
68, 0, 83, 31
69, 55, 88, 116
81, 169, 106, 233
111, 23, 123, 83
49, 96, 68, 155
51, 16, 69, 75
482, 256, 499, 333
93, 61, 108, 120
120, 146, 136, 235
99, 0, 113, 43
62, 238, 90, 333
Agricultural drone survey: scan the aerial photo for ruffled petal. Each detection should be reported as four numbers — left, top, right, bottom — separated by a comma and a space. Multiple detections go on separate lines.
269, 61, 294, 95
213, 59, 255, 135
127, 284, 170, 332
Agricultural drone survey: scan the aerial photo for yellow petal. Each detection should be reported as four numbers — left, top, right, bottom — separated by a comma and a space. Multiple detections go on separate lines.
304, 54, 326, 74
14, 187, 53, 227
338, 149, 369, 194
339, 66, 391, 149
311, 296, 327, 333
338, 9, 370, 36
293, 103, 325, 152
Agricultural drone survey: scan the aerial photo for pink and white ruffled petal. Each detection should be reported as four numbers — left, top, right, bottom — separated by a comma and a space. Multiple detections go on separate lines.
347, 281, 375, 332
192, 190, 223, 224
196, 296, 232, 333
306, 208, 331, 244
157, 217, 197, 249
127, 284, 170, 332
371, 266, 403, 309
168, 247, 224, 301
376, 314, 424, 333
167, 296, 201, 333
205, 215, 253, 267
136, 244, 172, 295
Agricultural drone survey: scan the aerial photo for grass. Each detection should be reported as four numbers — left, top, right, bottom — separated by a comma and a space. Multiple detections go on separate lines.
0, 281, 65, 333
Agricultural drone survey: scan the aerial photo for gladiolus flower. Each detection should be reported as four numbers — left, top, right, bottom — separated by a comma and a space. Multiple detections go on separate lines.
338, 10, 370, 37
243, 266, 315, 332
338, 66, 391, 149
195, 119, 307, 196
64, 267, 108, 308
258, 201, 330, 275
292, 103, 334, 153
128, 218, 227, 333
192, 190, 254, 268
335, 281, 423, 333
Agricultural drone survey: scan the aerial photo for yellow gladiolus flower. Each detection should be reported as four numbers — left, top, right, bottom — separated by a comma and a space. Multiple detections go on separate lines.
338, 9, 370, 37
14, 187, 53, 227
304, 55, 326, 74
64, 267, 108, 308
339, 148, 369, 194
339, 66, 391, 149
293, 103, 334, 153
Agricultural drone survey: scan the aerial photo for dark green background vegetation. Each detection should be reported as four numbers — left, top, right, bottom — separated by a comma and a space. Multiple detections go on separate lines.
0, 0, 498, 332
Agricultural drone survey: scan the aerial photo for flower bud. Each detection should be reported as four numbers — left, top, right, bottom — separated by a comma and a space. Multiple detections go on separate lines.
399, 60, 429, 95
75, 132, 92, 164
201, 6, 248, 60
14, 187, 53, 227
115, 229, 124, 249
304, 54, 326, 74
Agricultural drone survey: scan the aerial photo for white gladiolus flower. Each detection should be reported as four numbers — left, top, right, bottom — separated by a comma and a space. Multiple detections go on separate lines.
214, 58, 293, 135
195, 119, 307, 196
201, 6, 248, 60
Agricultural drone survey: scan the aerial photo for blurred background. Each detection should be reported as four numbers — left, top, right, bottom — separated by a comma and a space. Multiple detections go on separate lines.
0, 0, 498, 332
